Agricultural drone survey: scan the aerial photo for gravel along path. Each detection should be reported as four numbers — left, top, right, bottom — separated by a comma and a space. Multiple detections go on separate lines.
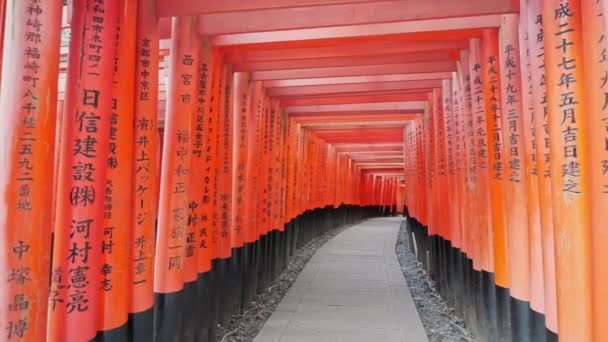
396, 220, 476, 342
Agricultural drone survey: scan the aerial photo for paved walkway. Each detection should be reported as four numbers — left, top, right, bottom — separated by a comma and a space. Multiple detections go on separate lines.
254, 217, 428, 342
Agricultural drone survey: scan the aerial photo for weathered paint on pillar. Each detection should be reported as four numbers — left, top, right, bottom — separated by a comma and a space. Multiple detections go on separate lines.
526, 0, 558, 332
153, 15, 198, 294
499, 13, 531, 304
482, 28, 510, 290
542, 0, 593, 339
49, 0, 119, 340
469, 38, 493, 273
98, 0, 137, 335
581, 0, 608, 340
518, 2, 546, 320
193, 40, 214, 274
0, 0, 62, 340
131, 0, 159, 318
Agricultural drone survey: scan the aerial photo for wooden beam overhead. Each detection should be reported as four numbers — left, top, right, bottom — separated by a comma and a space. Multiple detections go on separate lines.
252, 61, 455, 80
233, 51, 455, 71
157, 0, 379, 16
263, 72, 451, 87
197, 0, 514, 35
285, 101, 425, 113
212, 15, 501, 45
224, 40, 469, 62
280, 93, 429, 106
266, 79, 441, 96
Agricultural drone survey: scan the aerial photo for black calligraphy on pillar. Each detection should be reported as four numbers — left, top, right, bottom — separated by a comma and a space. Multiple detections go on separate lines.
554, 2, 582, 194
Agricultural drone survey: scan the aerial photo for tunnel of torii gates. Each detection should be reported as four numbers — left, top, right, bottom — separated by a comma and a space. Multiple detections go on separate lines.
2, 0, 608, 341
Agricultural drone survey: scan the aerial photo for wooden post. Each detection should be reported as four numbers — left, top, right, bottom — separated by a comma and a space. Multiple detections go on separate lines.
0, 0, 62, 340
525, 0, 558, 335
581, 0, 608, 340
97, 0, 137, 338
482, 28, 511, 341
543, 0, 593, 340
130, 0, 160, 339
152, 16, 199, 342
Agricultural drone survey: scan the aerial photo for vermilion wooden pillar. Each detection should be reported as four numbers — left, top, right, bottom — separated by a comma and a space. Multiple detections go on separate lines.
498, 14, 533, 340
517, 4, 547, 338
441, 79, 455, 246
469, 37, 494, 278
525, 0, 558, 335
49, 1, 119, 341
0, 1, 62, 340
468, 37, 497, 340
130, 1, 160, 338
153, 16, 199, 342
97, 0, 137, 338
481, 28, 511, 341
543, 0, 593, 340
581, 0, 608, 340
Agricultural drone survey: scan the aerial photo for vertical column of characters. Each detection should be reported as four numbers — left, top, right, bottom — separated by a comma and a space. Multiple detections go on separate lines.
217, 65, 234, 259
442, 81, 455, 244
256, 97, 269, 235
152, 15, 199, 341
469, 38, 493, 274
460, 50, 478, 266
268, 101, 279, 228
451, 73, 464, 250
433, 89, 448, 239
192, 41, 214, 275
0, 0, 62, 340
202, 52, 222, 266
518, 5, 547, 327
542, 1, 593, 339
526, 0, 558, 333
498, 13, 531, 311
98, 0, 137, 336
212, 62, 226, 260
48, 0, 119, 340
482, 29, 510, 293
245, 82, 263, 244
232, 73, 251, 248
279, 111, 290, 227
581, 0, 608, 339
130, 0, 159, 327
424, 94, 436, 234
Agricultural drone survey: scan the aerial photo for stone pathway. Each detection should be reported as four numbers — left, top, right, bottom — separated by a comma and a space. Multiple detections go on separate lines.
254, 217, 428, 342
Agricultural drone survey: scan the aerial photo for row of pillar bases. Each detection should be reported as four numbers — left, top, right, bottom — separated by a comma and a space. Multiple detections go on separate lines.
406, 214, 558, 342
150, 205, 383, 342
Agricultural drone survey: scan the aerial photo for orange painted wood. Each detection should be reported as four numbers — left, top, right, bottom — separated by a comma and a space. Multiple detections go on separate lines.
99, 0, 138, 332
252, 62, 456, 80
517, 5, 545, 317
498, 13, 530, 303
153, 16, 199, 294
542, 0, 592, 339
0, 1, 62, 340
234, 51, 454, 72
231, 72, 251, 248
525, 0, 558, 332
192, 41, 215, 274
131, 0, 160, 314
211, 14, 501, 46
581, 0, 608, 340
49, 0, 119, 340
468, 37, 493, 273
482, 28, 509, 289
197, 0, 514, 35
215, 64, 234, 257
